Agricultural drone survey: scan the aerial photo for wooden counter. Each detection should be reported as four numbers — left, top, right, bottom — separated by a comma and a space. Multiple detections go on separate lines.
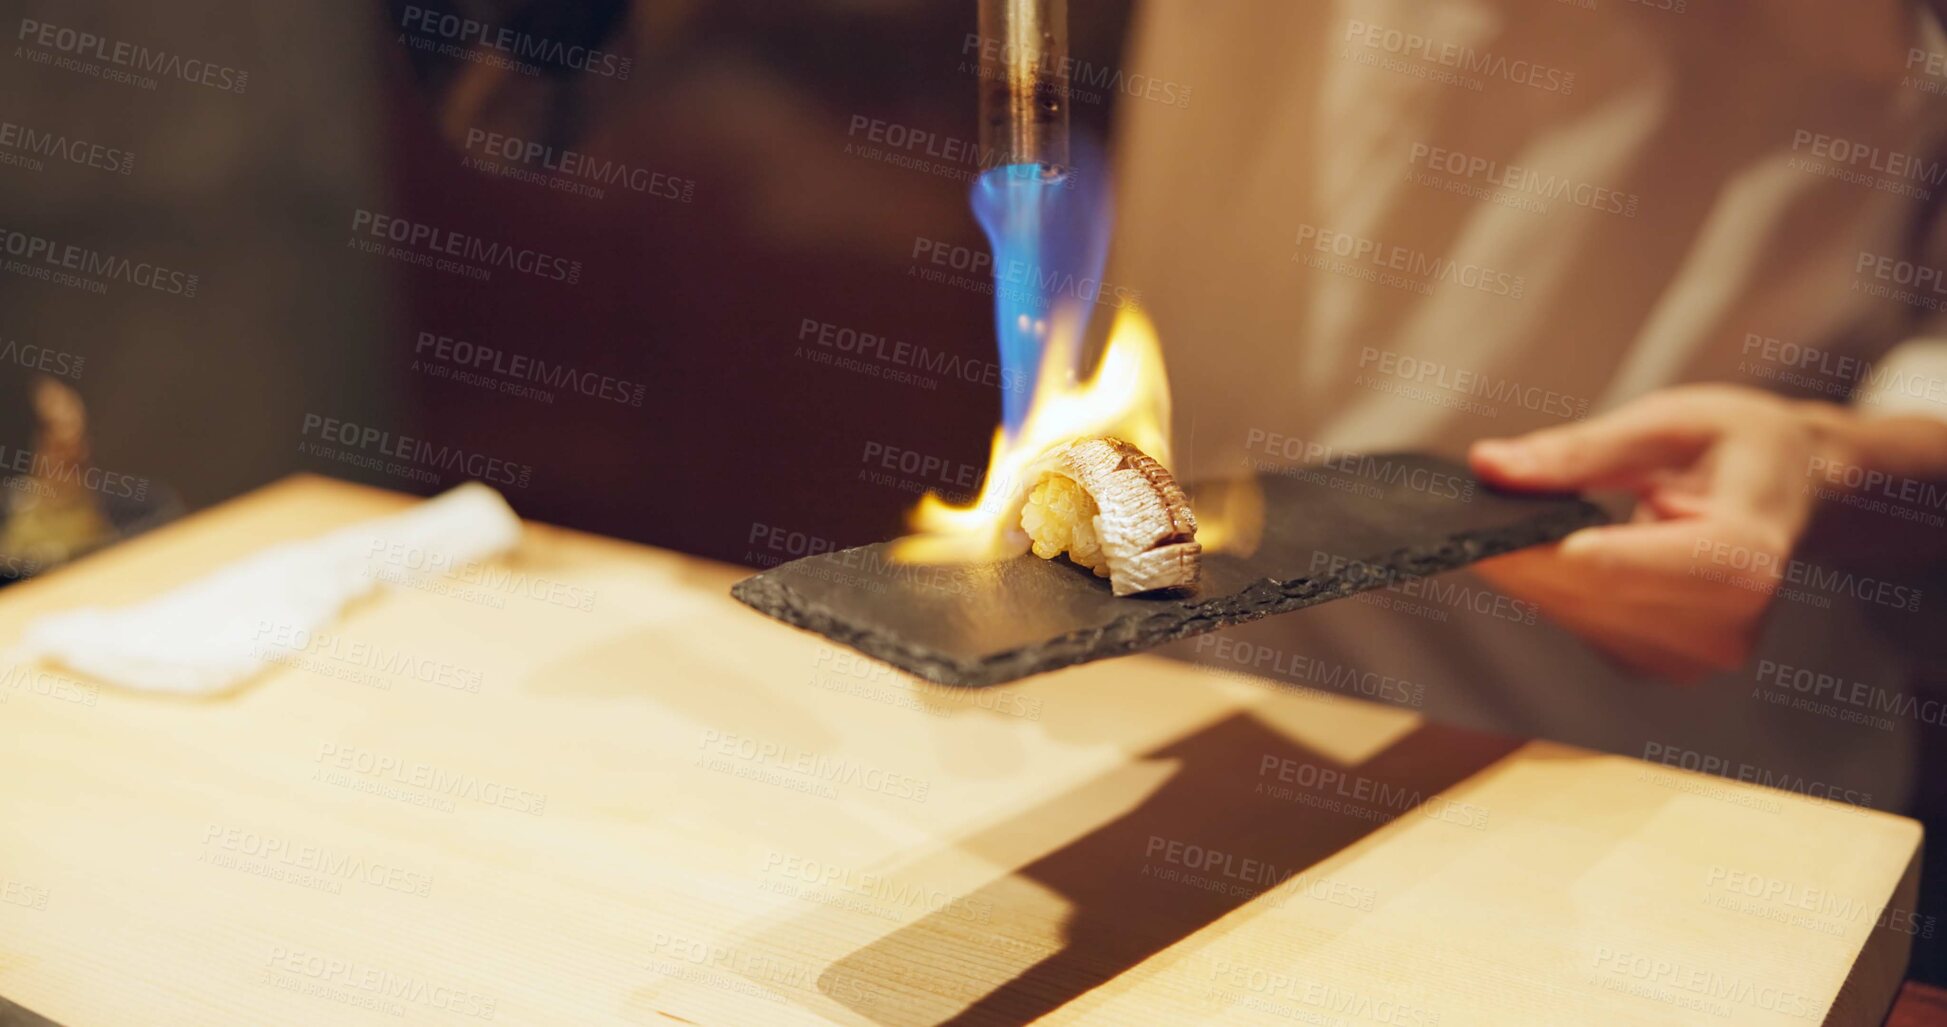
0, 475, 1923, 1026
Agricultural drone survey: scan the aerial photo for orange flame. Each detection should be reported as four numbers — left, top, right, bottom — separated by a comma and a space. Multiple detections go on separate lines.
892, 307, 1181, 563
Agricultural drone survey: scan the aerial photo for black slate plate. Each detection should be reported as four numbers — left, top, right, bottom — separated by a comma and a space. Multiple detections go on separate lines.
731, 453, 1606, 687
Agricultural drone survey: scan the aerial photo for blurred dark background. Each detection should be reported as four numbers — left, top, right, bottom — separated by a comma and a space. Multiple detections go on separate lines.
0, 0, 1132, 569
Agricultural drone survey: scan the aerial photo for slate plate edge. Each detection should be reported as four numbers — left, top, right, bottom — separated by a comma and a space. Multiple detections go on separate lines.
731, 499, 1607, 688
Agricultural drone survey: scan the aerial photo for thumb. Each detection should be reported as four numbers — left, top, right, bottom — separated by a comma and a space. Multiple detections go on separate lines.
1470, 401, 1713, 492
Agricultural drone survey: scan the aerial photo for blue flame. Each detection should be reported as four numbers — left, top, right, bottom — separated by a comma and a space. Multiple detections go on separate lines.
971, 145, 1111, 434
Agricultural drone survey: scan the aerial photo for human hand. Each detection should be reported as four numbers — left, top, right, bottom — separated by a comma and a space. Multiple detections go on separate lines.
1466, 384, 1852, 679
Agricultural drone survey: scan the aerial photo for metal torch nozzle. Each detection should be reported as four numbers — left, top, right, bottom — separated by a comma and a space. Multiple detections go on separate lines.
976, 0, 1070, 173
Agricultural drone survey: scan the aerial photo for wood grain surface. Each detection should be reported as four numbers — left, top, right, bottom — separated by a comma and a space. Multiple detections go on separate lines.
0, 475, 1923, 1026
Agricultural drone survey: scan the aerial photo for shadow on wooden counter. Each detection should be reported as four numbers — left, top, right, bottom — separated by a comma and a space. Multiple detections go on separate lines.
766, 711, 1519, 1026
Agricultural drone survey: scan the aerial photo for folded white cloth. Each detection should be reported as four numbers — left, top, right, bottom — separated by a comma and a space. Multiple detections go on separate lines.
14, 482, 521, 695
